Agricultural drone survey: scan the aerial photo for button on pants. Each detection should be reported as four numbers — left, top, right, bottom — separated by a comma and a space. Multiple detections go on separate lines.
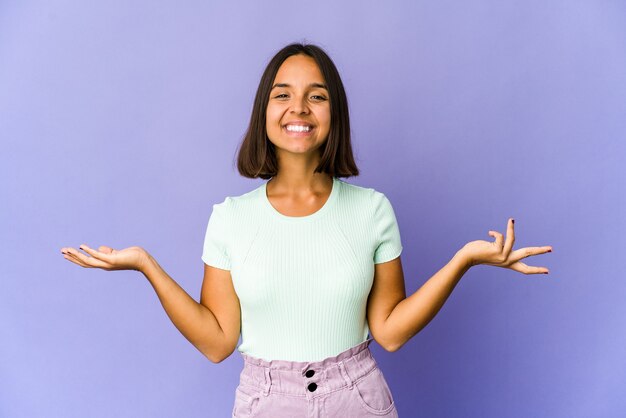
232, 337, 399, 417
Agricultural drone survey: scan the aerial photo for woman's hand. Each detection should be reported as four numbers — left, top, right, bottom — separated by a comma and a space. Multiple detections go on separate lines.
60, 244, 150, 273
458, 218, 552, 274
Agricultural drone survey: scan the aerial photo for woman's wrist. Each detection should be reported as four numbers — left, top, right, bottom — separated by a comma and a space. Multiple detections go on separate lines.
454, 247, 475, 270
138, 249, 156, 275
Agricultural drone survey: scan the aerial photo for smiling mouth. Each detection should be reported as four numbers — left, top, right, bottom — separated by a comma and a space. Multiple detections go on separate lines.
284, 124, 313, 133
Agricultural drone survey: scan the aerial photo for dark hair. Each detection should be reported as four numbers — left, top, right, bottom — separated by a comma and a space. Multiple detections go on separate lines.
236, 42, 359, 179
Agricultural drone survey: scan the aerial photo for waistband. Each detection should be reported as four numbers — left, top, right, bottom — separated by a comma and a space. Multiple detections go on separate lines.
238, 338, 376, 399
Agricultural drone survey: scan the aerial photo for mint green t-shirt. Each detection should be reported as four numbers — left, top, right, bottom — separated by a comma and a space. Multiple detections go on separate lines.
201, 176, 403, 362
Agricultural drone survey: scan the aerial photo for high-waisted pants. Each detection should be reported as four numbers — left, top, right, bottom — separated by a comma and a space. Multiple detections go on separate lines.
232, 337, 399, 417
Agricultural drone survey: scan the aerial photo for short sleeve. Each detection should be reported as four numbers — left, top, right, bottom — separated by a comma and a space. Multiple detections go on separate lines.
372, 192, 403, 264
201, 199, 231, 270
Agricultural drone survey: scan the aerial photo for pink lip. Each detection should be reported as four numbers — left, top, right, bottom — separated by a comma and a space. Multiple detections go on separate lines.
283, 120, 314, 128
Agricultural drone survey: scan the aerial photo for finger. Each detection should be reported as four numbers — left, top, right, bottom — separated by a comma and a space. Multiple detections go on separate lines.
62, 251, 92, 268
98, 246, 115, 254
488, 230, 504, 249
79, 244, 113, 263
509, 246, 553, 262
61, 247, 88, 267
66, 247, 112, 269
502, 218, 515, 256
509, 260, 550, 275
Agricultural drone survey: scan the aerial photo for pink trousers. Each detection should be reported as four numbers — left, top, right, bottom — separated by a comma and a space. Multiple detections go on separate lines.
233, 337, 399, 417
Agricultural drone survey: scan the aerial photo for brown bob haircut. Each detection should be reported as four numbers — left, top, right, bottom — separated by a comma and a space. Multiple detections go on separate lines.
236, 43, 359, 180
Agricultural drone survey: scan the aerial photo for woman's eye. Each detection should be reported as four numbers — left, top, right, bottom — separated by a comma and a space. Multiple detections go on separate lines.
272, 93, 326, 101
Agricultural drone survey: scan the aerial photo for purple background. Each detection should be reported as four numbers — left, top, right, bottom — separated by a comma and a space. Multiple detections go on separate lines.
1, 1, 625, 417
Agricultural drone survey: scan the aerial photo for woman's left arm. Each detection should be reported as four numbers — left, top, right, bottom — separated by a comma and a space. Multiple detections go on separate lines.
370, 218, 552, 352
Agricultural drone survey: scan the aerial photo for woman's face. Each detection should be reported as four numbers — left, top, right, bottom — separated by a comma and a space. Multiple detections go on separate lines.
265, 54, 331, 158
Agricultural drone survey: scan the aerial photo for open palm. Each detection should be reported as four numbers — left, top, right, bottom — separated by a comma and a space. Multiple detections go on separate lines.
60, 244, 148, 272
460, 218, 552, 275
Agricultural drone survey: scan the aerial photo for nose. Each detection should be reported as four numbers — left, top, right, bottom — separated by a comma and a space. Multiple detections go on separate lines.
290, 94, 310, 114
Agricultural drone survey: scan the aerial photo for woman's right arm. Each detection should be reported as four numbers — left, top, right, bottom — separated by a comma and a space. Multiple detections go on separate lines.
140, 253, 238, 363
61, 244, 240, 363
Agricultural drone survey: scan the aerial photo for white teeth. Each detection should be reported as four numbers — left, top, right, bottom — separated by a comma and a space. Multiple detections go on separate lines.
285, 125, 312, 132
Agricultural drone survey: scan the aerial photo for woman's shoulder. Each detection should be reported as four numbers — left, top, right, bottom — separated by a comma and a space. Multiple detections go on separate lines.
337, 177, 389, 203
210, 182, 264, 212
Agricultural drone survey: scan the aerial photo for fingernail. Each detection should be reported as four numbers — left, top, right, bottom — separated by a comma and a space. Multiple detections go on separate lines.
511, 219, 514, 224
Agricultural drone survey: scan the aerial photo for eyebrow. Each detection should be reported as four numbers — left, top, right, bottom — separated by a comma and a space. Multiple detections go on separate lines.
271, 82, 328, 90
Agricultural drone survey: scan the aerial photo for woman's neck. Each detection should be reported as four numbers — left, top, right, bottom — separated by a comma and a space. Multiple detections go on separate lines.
267, 172, 333, 197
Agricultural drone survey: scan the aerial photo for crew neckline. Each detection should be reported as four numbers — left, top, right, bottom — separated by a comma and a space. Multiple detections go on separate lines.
261, 176, 340, 222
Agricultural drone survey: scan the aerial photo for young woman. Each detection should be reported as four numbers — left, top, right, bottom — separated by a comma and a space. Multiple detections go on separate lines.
60, 43, 552, 417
